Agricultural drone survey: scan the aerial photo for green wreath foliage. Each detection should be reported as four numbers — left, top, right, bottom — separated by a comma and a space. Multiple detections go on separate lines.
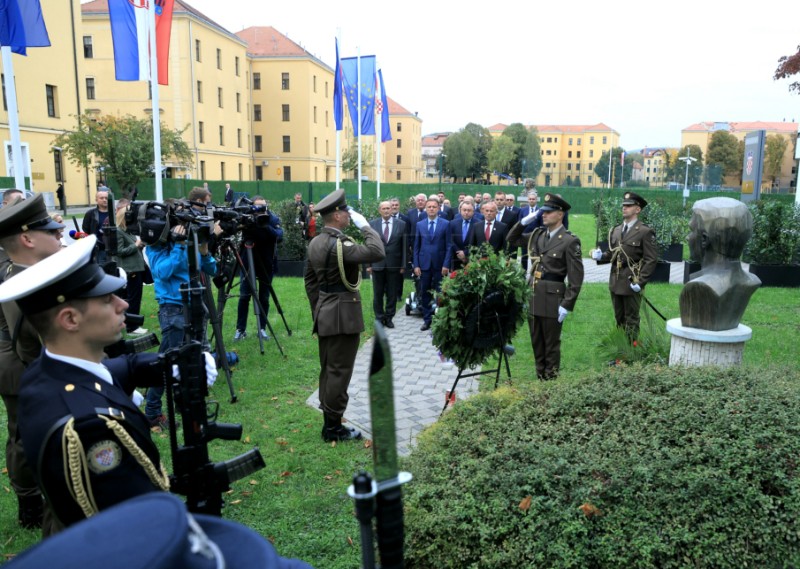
431, 245, 528, 370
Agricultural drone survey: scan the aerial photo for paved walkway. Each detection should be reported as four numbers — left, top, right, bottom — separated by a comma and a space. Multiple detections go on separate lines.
306, 259, 696, 455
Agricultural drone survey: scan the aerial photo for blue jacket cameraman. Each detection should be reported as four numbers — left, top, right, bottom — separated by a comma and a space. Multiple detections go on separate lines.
235, 196, 283, 341
144, 190, 220, 431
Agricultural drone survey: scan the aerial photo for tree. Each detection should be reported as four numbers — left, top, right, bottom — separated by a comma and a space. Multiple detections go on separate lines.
53, 113, 192, 194
341, 139, 373, 177
593, 148, 632, 188
487, 135, 518, 179
774, 44, 800, 94
462, 123, 492, 182
521, 126, 543, 180
706, 130, 741, 178
502, 123, 529, 179
667, 145, 704, 186
764, 134, 789, 187
442, 130, 478, 181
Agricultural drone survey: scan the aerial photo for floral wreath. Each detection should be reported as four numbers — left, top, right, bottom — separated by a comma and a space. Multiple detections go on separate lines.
431, 245, 528, 370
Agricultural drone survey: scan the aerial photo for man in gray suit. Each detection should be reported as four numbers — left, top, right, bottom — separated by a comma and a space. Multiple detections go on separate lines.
367, 201, 406, 328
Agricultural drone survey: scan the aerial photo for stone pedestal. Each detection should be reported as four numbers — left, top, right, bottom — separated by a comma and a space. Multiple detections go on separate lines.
666, 318, 752, 367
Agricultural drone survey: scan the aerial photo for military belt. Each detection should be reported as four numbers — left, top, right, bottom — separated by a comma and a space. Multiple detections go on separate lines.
533, 272, 565, 283
320, 283, 350, 293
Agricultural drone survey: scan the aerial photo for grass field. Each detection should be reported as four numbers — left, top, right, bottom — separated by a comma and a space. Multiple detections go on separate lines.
1, 248, 798, 566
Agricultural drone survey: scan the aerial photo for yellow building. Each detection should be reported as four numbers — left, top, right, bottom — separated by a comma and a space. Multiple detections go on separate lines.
488, 123, 620, 187
381, 98, 423, 183
642, 147, 669, 186
681, 121, 798, 191
0, 1, 87, 206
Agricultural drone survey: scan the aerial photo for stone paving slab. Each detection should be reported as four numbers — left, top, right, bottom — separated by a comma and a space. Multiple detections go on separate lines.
306, 260, 694, 455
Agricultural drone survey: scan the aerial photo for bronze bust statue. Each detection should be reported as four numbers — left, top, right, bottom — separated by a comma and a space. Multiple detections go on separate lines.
679, 197, 761, 331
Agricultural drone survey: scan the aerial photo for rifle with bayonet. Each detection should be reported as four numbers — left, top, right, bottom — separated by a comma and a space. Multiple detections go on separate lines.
348, 321, 413, 569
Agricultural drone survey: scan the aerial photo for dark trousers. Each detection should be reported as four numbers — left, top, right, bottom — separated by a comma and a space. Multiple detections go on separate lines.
372, 269, 401, 322
611, 292, 643, 340
2, 392, 39, 498
528, 315, 562, 380
419, 269, 443, 325
236, 271, 272, 331
58, 196, 67, 215
125, 271, 144, 331
318, 333, 360, 419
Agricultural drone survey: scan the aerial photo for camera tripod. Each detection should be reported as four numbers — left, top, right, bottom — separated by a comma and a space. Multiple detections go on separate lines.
215, 238, 291, 357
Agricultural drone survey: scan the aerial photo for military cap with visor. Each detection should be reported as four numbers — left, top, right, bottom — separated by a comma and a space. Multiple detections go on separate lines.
314, 189, 348, 216
0, 193, 64, 239
539, 193, 571, 212
622, 192, 648, 208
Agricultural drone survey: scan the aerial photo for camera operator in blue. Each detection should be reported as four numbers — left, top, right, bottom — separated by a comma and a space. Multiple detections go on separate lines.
234, 196, 283, 341
144, 196, 219, 432
0, 236, 169, 531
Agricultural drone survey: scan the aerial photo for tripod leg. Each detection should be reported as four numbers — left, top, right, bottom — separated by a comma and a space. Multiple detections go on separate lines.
201, 276, 237, 403
439, 369, 464, 418
242, 247, 285, 356
268, 284, 292, 336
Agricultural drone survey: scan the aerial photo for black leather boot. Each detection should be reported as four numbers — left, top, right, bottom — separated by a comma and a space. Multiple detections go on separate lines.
18, 495, 44, 529
321, 415, 362, 442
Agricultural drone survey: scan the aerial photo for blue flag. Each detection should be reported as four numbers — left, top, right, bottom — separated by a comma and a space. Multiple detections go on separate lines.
341, 55, 376, 136
377, 69, 392, 143
333, 39, 343, 131
0, 0, 50, 56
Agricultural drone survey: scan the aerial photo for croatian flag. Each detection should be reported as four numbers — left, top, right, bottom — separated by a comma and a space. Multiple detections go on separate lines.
108, 0, 174, 85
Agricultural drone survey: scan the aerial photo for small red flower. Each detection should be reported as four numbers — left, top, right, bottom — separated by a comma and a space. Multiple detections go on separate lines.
632, 340, 638, 347
450, 271, 458, 279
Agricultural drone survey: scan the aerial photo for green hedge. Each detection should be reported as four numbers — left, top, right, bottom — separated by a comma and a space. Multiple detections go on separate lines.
403, 364, 800, 568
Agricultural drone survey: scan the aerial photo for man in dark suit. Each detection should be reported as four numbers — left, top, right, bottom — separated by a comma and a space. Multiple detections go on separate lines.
413, 198, 452, 331
367, 201, 406, 328
517, 185, 543, 270
390, 197, 411, 300
495, 190, 519, 227
436, 191, 454, 220
406, 193, 428, 228
0, 236, 170, 529
504, 193, 521, 222
449, 200, 479, 270
468, 200, 507, 254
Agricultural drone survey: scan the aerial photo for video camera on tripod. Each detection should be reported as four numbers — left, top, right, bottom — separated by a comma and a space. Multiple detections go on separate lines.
122, 199, 217, 246
211, 196, 278, 237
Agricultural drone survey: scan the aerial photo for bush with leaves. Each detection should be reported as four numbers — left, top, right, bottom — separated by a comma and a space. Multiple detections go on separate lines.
596, 306, 669, 365
272, 199, 307, 261
743, 199, 800, 265
403, 364, 800, 568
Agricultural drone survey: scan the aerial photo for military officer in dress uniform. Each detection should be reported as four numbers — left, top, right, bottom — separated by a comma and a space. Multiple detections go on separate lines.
506, 194, 584, 380
0, 194, 65, 530
304, 190, 385, 442
591, 191, 658, 341
0, 235, 168, 531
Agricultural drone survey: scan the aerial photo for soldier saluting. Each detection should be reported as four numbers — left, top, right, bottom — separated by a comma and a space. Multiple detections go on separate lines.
591, 191, 658, 341
506, 194, 584, 380
304, 190, 385, 442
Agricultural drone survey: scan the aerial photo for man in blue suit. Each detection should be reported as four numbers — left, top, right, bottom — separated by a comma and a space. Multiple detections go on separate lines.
413, 198, 452, 331
449, 201, 479, 270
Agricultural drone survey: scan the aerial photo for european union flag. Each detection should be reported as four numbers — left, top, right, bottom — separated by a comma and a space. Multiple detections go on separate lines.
341, 55, 376, 136
0, 0, 50, 56
333, 39, 343, 131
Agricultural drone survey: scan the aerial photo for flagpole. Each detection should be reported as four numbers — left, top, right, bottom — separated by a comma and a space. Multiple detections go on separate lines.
335, 31, 341, 192
149, 1, 164, 202
357, 48, 362, 201
375, 59, 380, 200
607, 146, 613, 189
1, 47, 26, 191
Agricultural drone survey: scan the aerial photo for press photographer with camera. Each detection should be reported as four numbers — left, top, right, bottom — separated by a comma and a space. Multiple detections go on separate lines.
144, 194, 220, 431
234, 196, 283, 341
113, 198, 148, 335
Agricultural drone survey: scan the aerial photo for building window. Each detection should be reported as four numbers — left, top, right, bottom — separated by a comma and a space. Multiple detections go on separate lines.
200, 160, 206, 178
397, 122, 402, 132
1, 74, 6, 110
283, 136, 291, 153
282, 104, 289, 121
577, 138, 582, 145
547, 137, 552, 143
569, 138, 573, 146
220, 162, 225, 179
237, 128, 242, 148
325, 110, 328, 127
576, 164, 581, 171
326, 140, 329, 155
313, 106, 317, 123
283, 166, 291, 181
53, 149, 63, 182
567, 163, 572, 171
546, 150, 552, 156
397, 155, 402, 165
45, 84, 57, 117
236, 92, 241, 112
602, 136, 607, 144
217, 87, 223, 108
197, 80, 202, 103
396, 171, 401, 181
545, 162, 551, 168
588, 175, 593, 183
589, 163, 593, 170
253, 72, 261, 90
216, 48, 222, 69
254, 135, 262, 152
219, 125, 224, 145
195, 39, 201, 62
325, 81, 328, 97
313, 75, 317, 92
85, 77, 95, 100
238, 163, 243, 180
568, 151, 572, 158
254, 104, 262, 121
83, 36, 93, 58
589, 149, 594, 158
281, 72, 289, 90
255, 165, 263, 180
235, 56, 240, 76
589, 136, 595, 144
314, 137, 318, 153
577, 151, 581, 158
198, 121, 204, 143
397, 139, 402, 148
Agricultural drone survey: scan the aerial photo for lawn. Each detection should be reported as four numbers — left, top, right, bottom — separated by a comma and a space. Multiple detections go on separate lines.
1, 263, 798, 566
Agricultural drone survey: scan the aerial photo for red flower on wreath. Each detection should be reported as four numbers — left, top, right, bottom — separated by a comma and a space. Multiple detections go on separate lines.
450, 271, 458, 279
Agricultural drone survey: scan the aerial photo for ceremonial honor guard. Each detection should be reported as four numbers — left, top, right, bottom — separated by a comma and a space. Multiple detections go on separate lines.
506, 194, 584, 380
591, 191, 658, 341
304, 190, 385, 442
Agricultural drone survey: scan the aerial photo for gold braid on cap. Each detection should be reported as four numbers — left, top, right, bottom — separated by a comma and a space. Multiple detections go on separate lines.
337, 236, 362, 293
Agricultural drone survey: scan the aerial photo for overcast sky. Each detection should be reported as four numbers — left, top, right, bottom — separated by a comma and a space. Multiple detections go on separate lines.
186, 0, 800, 150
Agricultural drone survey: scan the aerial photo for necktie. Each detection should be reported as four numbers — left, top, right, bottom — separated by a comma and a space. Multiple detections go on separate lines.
429, 220, 435, 237
485, 222, 491, 241
622, 224, 628, 237
462, 220, 469, 242
383, 221, 390, 242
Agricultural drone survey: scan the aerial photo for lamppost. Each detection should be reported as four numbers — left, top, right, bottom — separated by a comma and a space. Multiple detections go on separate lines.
678, 147, 697, 207
438, 153, 446, 192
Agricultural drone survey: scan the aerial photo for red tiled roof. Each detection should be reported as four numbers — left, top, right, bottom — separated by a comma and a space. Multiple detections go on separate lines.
422, 134, 450, 146
235, 26, 309, 57
683, 121, 798, 133
387, 97, 415, 117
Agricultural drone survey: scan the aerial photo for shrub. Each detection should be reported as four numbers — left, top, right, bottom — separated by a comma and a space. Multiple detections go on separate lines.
272, 199, 307, 260
403, 365, 800, 568
743, 200, 800, 265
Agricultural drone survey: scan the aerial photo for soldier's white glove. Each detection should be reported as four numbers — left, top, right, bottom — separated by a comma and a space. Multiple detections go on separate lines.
171, 352, 218, 387
557, 306, 569, 323
591, 249, 602, 261
520, 210, 538, 226
347, 207, 369, 229
630, 283, 641, 293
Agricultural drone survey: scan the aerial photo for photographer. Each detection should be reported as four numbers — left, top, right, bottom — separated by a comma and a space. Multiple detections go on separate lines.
144, 197, 220, 431
113, 199, 147, 335
234, 196, 283, 341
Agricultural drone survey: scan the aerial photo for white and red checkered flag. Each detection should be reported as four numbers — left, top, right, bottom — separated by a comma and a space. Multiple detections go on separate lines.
375, 69, 392, 142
